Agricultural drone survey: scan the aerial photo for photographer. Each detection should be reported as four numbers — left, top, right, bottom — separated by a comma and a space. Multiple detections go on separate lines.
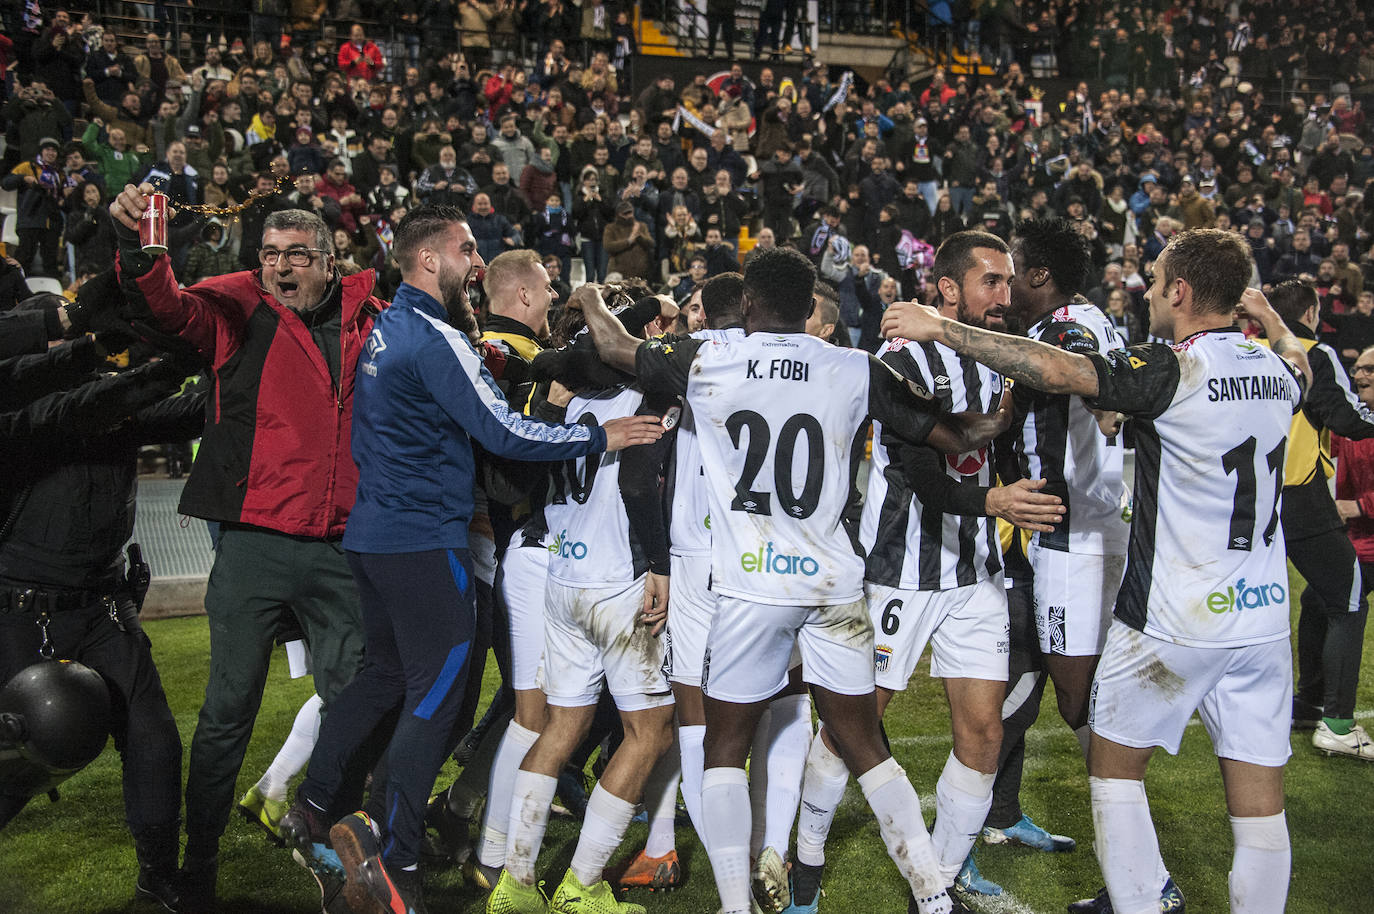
2, 80, 73, 165
0, 285, 205, 910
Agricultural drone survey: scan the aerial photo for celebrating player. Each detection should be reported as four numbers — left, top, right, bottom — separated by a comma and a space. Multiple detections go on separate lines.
584, 246, 1015, 914
882, 228, 1310, 914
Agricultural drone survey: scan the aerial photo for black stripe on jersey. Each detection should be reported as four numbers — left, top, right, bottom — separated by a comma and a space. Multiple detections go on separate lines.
922, 342, 955, 411
915, 342, 953, 589
1032, 394, 1073, 551
844, 421, 869, 557
866, 451, 914, 586
1116, 416, 1162, 631
953, 356, 987, 587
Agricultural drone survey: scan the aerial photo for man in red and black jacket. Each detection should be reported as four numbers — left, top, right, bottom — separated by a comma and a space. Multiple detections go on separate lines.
110, 183, 384, 907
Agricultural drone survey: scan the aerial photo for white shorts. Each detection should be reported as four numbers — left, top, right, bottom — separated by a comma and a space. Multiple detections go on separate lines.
702, 596, 872, 704
541, 577, 674, 712
867, 576, 1010, 691
1089, 621, 1293, 766
667, 553, 715, 687
500, 542, 550, 692
1029, 545, 1125, 657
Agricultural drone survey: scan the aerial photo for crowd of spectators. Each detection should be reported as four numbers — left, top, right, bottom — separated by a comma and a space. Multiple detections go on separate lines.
1, 0, 1372, 359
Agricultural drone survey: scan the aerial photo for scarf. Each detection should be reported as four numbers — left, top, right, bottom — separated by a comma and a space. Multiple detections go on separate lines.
249, 113, 276, 141
33, 155, 62, 200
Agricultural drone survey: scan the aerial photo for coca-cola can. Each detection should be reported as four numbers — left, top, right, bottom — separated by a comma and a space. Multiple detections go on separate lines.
140, 193, 168, 255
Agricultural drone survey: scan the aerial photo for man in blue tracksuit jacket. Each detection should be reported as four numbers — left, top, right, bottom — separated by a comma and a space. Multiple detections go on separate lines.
281, 205, 664, 914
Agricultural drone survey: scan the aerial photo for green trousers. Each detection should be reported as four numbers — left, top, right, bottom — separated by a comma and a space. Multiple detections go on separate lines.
184, 526, 364, 856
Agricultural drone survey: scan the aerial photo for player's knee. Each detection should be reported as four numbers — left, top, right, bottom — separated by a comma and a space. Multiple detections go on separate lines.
952, 714, 1002, 770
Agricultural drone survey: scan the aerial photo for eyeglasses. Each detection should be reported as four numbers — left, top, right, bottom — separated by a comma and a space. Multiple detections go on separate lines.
260, 247, 329, 267
1352, 365, 1374, 375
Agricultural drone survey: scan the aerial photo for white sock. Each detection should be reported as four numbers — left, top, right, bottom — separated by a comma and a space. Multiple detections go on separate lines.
642, 732, 680, 859
257, 693, 323, 802
1229, 812, 1290, 913
569, 784, 637, 887
857, 757, 950, 913
761, 693, 812, 857
795, 727, 848, 866
932, 751, 995, 885
702, 767, 753, 914
678, 724, 707, 842
504, 770, 557, 885
748, 706, 773, 856
1074, 724, 1092, 759
1090, 776, 1166, 914
478, 721, 540, 868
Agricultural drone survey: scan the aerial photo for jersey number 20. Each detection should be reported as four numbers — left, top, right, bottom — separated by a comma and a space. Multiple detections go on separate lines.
726, 410, 825, 519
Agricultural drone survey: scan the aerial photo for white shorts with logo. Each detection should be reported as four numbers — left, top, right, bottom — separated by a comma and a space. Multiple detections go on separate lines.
541, 576, 674, 712
1088, 621, 1293, 766
667, 552, 714, 687
702, 595, 872, 703
500, 542, 550, 692
867, 576, 1010, 691
1029, 544, 1126, 657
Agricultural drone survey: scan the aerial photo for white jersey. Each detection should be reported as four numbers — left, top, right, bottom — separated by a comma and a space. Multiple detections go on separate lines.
1087, 329, 1304, 647
670, 328, 744, 558
547, 387, 645, 587
637, 331, 943, 606
1017, 303, 1130, 555
860, 338, 1003, 590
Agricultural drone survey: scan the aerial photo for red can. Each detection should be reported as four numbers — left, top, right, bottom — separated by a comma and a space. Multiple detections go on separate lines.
140, 193, 168, 255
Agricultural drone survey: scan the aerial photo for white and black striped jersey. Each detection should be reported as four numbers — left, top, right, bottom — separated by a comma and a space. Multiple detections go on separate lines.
860, 338, 1004, 590
1014, 303, 1130, 555
637, 331, 943, 606
547, 386, 674, 586
1087, 329, 1305, 647
670, 328, 745, 558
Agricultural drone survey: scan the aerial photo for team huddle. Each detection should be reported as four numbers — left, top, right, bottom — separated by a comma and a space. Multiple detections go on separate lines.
93, 187, 1320, 914
370, 214, 1310, 914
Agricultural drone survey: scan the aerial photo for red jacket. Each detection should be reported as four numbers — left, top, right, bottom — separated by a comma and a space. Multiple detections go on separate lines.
337, 40, 384, 80
1333, 434, 1374, 563
119, 255, 384, 538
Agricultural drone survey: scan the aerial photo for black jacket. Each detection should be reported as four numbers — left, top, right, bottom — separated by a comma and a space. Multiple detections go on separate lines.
0, 345, 205, 588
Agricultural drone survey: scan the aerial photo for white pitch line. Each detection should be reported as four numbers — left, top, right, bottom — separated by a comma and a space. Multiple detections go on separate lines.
965, 890, 1053, 914
890, 708, 1374, 750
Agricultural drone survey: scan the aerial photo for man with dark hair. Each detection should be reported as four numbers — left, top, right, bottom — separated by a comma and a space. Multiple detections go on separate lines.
583, 245, 1014, 914
883, 228, 1310, 914
1263, 280, 1374, 759
280, 205, 664, 914
109, 184, 383, 908
1000, 218, 1130, 779
794, 231, 1063, 911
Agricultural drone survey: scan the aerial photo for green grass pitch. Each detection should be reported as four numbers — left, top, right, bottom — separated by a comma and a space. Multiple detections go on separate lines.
1, 564, 1371, 913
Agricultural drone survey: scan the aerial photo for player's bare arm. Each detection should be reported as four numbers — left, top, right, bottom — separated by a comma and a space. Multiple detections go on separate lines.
883, 300, 1100, 397
925, 403, 1014, 454
1238, 287, 1312, 392
579, 284, 643, 373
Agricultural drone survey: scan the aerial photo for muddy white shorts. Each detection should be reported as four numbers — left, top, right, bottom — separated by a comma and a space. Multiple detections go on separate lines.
1089, 621, 1292, 766
1029, 545, 1126, 657
666, 552, 715, 687
866, 575, 1010, 690
541, 576, 674, 712
500, 541, 551, 692
702, 596, 872, 704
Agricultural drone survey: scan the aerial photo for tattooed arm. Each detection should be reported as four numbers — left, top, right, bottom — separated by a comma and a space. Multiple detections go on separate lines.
881, 301, 1100, 397
1237, 287, 1312, 394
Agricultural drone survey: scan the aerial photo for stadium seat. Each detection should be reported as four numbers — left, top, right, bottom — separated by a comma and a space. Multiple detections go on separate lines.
2, 214, 18, 247
0, 187, 16, 216
25, 276, 65, 295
